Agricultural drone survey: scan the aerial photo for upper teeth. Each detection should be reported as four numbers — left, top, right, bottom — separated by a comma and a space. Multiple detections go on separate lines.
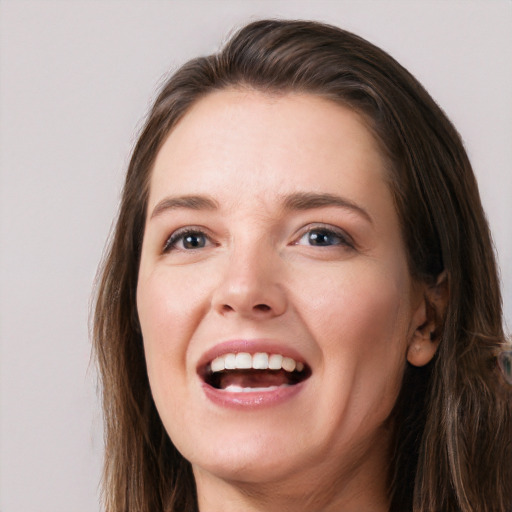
210, 352, 304, 373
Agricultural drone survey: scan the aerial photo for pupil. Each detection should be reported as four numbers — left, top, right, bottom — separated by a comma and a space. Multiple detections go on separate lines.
184, 234, 205, 249
310, 231, 332, 246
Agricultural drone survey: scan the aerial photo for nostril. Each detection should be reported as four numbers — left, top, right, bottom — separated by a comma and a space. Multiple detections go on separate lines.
217, 302, 277, 315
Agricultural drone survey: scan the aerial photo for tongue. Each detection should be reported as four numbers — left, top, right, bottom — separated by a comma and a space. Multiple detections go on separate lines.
219, 370, 292, 390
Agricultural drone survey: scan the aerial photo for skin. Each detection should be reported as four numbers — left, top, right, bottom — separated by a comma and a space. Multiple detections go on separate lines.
136, 89, 439, 512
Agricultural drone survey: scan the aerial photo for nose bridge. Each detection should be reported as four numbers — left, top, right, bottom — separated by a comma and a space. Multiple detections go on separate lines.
212, 232, 286, 318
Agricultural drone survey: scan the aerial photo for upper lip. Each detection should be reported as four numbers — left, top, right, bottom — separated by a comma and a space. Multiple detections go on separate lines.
196, 339, 308, 375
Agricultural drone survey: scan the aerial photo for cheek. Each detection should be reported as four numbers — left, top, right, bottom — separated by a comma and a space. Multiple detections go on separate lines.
136, 267, 211, 393
136, 269, 210, 443
302, 261, 408, 340
138, 264, 211, 338
296, 262, 411, 405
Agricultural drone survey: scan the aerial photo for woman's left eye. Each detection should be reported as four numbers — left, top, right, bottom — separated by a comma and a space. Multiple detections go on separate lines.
296, 227, 352, 248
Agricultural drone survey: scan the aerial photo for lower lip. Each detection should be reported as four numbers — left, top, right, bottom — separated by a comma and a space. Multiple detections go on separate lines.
202, 381, 306, 409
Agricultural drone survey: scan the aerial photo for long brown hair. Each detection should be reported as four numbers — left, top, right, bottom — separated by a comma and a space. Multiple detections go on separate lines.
93, 19, 512, 512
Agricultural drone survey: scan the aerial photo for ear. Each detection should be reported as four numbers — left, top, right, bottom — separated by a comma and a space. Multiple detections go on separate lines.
407, 271, 449, 367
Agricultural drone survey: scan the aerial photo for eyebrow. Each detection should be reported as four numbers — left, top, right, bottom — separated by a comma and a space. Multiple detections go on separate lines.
282, 192, 373, 224
150, 195, 219, 219
150, 191, 372, 224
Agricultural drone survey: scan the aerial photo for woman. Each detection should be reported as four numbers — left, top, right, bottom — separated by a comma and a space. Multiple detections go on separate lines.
93, 19, 512, 512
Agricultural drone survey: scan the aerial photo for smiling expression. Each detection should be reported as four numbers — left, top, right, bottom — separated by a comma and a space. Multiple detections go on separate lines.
136, 89, 430, 505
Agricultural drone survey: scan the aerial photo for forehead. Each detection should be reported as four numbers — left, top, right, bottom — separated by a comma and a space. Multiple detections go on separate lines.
149, 89, 391, 214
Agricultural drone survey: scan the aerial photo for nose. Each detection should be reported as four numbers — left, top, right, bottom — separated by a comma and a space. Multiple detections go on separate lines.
211, 245, 287, 319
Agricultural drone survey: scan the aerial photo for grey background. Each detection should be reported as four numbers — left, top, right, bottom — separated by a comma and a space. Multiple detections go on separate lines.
1, 1, 511, 511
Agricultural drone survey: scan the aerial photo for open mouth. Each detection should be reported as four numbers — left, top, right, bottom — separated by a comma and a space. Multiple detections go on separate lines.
200, 352, 311, 393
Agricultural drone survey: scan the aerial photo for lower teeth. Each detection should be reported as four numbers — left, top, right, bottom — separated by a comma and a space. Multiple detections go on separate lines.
224, 384, 289, 393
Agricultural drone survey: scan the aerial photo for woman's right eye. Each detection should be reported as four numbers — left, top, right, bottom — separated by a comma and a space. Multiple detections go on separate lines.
163, 229, 211, 252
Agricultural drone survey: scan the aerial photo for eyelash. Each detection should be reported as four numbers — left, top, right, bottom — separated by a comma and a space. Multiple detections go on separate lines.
163, 227, 212, 253
295, 225, 354, 249
162, 225, 354, 253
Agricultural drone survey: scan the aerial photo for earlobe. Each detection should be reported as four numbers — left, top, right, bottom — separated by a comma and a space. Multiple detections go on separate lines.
407, 271, 448, 367
407, 332, 440, 367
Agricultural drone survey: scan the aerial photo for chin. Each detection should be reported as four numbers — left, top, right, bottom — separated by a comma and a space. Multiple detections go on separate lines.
192, 450, 303, 486
185, 424, 334, 490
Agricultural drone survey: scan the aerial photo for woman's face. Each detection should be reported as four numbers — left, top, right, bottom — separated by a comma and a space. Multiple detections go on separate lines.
137, 90, 429, 496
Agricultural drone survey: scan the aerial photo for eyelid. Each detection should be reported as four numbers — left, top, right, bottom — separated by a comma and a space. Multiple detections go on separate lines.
163, 226, 213, 253
294, 223, 355, 248
161, 223, 355, 253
